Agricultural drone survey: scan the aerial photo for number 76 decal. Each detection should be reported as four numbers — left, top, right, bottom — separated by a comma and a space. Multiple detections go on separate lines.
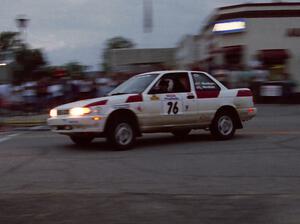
164, 101, 182, 115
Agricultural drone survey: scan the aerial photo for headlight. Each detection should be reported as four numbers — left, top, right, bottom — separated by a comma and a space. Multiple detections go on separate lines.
69, 107, 91, 116
50, 109, 57, 117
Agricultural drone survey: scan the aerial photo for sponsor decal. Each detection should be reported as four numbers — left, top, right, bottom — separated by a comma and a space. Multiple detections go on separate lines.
62, 119, 79, 124
150, 95, 160, 101
195, 81, 218, 90
164, 94, 179, 100
113, 104, 130, 109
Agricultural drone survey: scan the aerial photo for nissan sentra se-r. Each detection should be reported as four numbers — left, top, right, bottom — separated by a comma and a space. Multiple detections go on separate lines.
48, 71, 257, 150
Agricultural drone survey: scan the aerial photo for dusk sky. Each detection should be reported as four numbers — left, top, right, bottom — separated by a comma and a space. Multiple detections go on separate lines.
1, 0, 298, 70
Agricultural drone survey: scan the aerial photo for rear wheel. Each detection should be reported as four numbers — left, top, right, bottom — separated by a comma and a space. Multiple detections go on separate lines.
107, 119, 136, 150
210, 112, 236, 140
171, 129, 191, 137
70, 135, 94, 146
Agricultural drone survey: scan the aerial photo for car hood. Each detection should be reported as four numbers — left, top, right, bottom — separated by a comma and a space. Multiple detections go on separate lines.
55, 94, 136, 110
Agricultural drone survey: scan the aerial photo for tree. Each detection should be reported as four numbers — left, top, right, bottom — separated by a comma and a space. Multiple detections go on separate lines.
0, 31, 48, 83
102, 36, 135, 72
105, 36, 135, 49
63, 62, 89, 79
0, 32, 19, 51
13, 48, 47, 82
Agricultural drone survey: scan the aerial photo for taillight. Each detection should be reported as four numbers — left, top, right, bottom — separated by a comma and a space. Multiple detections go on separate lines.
126, 94, 143, 103
248, 108, 255, 113
237, 90, 252, 97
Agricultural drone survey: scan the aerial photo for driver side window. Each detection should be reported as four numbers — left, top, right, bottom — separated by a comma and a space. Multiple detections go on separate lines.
149, 73, 190, 94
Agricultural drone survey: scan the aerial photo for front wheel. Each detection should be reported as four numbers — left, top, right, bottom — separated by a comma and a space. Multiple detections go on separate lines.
210, 112, 236, 140
107, 120, 136, 150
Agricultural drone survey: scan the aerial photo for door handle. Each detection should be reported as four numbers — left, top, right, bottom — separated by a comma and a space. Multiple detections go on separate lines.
187, 95, 195, 99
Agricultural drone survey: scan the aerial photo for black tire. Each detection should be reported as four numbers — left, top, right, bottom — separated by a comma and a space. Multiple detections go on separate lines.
70, 135, 94, 146
210, 112, 236, 140
171, 129, 191, 137
107, 119, 136, 150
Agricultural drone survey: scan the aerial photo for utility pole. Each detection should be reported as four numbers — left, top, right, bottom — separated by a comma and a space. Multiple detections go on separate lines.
143, 0, 153, 48
143, 0, 153, 33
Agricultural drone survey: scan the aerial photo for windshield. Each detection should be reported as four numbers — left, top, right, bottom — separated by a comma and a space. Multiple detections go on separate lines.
109, 73, 159, 95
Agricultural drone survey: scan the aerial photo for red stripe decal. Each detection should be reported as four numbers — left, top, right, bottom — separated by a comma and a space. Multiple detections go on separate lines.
237, 90, 252, 97
196, 90, 220, 98
85, 100, 108, 107
126, 94, 143, 103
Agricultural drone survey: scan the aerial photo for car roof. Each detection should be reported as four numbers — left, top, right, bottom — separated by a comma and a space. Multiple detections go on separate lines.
138, 70, 206, 76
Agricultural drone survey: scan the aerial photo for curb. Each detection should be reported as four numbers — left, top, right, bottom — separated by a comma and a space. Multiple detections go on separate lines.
0, 126, 50, 132
0, 115, 48, 127
14, 126, 51, 131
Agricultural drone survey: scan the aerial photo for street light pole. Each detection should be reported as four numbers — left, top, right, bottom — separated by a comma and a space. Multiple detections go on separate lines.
15, 15, 29, 46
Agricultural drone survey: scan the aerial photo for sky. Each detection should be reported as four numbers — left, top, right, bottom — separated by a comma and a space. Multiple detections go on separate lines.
0, 0, 298, 70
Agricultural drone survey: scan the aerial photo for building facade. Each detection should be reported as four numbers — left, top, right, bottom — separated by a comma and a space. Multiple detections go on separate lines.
177, 2, 300, 92
175, 35, 200, 69
202, 2, 300, 89
106, 48, 175, 75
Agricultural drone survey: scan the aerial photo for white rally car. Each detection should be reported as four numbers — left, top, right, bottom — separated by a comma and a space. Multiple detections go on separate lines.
48, 71, 256, 149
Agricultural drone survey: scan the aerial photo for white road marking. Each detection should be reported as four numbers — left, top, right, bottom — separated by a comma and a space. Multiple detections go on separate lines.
0, 133, 21, 143
29, 125, 50, 131
30, 126, 45, 130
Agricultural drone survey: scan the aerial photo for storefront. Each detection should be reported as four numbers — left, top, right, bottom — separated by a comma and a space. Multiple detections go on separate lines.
258, 49, 290, 81
196, 2, 300, 96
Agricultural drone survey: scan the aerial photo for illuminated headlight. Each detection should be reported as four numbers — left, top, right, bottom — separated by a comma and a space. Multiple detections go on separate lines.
50, 109, 57, 117
69, 107, 91, 116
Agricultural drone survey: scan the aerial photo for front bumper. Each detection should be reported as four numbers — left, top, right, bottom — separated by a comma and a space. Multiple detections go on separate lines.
47, 115, 107, 134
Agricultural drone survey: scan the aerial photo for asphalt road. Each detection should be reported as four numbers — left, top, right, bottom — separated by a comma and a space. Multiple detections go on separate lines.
0, 105, 300, 224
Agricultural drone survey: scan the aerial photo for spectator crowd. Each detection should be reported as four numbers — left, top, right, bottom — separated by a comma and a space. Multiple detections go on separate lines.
0, 77, 115, 115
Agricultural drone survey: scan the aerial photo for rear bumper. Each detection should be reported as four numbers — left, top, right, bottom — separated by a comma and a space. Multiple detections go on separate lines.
238, 107, 257, 121
47, 115, 107, 134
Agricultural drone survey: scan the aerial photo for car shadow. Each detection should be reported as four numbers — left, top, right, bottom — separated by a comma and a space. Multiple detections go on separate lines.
61, 132, 250, 153
136, 133, 214, 147
62, 139, 112, 152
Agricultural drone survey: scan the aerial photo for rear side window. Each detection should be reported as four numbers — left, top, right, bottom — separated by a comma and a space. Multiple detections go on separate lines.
192, 73, 220, 91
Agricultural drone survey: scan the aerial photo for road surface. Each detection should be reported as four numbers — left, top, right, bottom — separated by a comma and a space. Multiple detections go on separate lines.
0, 105, 300, 223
